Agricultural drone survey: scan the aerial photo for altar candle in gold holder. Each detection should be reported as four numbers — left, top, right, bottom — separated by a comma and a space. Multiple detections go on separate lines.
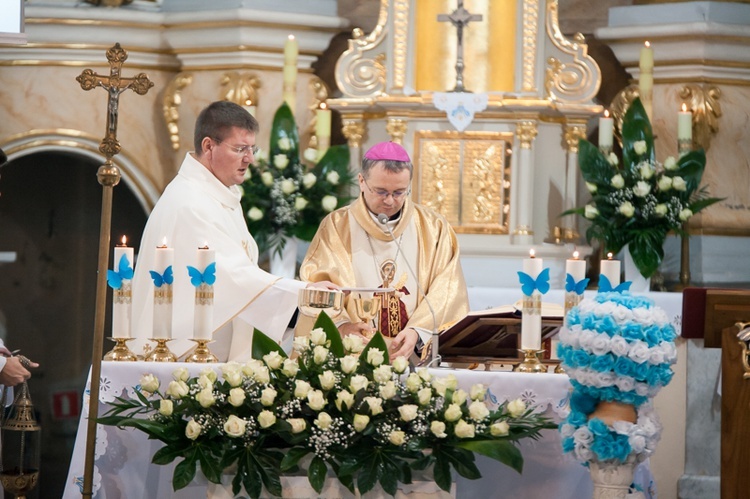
598, 110, 614, 154
600, 252, 621, 288
282, 34, 298, 114
678, 103, 692, 154
639, 41, 654, 121
112, 236, 133, 339
243, 99, 256, 117
521, 249, 543, 351
153, 238, 174, 339
193, 244, 216, 340
316, 102, 332, 160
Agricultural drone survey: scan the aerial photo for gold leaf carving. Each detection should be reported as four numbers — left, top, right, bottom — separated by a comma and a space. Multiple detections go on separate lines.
220, 72, 261, 107
679, 84, 722, 151
517, 121, 538, 149
342, 120, 366, 148
386, 119, 407, 144
162, 72, 193, 151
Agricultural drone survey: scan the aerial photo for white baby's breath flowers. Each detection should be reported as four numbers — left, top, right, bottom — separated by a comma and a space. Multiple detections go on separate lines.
294, 197, 308, 211
273, 154, 289, 170
507, 398, 526, 417
247, 207, 263, 221
140, 374, 159, 393
326, 171, 340, 185
619, 201, 635, 218
228, 387, 246, 407
585, 205, 599, 219
258, 410, 276, 429
454, 420, 476, 438
353, 414, 369, 432
260, 386, 277, 406
431, 421, 447, 438
261, 171, 274, 186
224, 415, 247, 437
158, 399, 173, 416
322, 195, 338, 212
611, 174, 625, 189
185, 419, 202, 440
633, 140, 647, 155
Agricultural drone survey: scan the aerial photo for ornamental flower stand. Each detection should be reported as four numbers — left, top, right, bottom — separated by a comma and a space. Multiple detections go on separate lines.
589, 457, 638, 499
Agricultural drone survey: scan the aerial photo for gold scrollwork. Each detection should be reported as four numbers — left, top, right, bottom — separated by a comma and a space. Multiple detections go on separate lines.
392, 0, 410, 92
544, 0, 600, 103
522, 0, 540, 92
307, 77, 331, 145
162, 72, 193, 151
679, 84, 722, 151
220, 71, 261, 107
563, 123, 587, 153
517, 121, 538, 149
609, 84, 640, 146
342, 120, 366, 148
386, 118, 407, 144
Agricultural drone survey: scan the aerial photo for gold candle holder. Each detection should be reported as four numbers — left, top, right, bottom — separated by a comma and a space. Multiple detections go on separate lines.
514, 349, 547, 373
144, 338, 177, 362
103, 338, 138, 362
185, 339, 218, 363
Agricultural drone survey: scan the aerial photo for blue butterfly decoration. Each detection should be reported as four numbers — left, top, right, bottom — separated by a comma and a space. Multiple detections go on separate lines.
565, 273, 590, 295
187, 262, 216, 287
106, 254, 134, 289
598, 274, 632, 293
149, 266, 174, 288
517, 267, 551, 296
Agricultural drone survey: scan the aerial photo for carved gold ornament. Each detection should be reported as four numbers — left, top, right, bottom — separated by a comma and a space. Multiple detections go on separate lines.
220, 72, 261, 107
386, 119, 408, 144
679, 84, 722, 151
522, 0, 540, 92
342, 120, 366, 148
517, 121, 538, 149
336, 1, 388, 98
163, 72, 194, 151
563, 124, 587, 153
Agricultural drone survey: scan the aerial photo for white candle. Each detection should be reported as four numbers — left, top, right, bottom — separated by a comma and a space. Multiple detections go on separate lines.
193, 245, 215, 340
283, 34, 298, 66
282, 35, 298, 114
153, 240, 174, 339
600, 252, 621, 288
639, 41, 654, 120
316, 103, 332, 160
112, 236, 133, 339
678, 103, 692, 142
243, 99, 256, 117
566, 251, 587, 285
598, 110, 614, 151
521, 249, 543, 351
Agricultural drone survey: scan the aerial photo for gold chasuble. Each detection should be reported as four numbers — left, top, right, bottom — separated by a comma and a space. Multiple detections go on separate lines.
300, 196, 468, 337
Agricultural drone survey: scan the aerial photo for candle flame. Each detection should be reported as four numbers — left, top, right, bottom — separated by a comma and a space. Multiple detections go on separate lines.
199, 241, 209, 250
121, 235, 127, 245
681, 103, 688, 112
573, 251, 580, 260
320, 102, 327, 110
603, 109, 610, 118
607, 252, 613, 260
158, 237, 168, 248
644, 41, 650, 48
529, 249, 536, 258
245, 99, 252, 106
288, 34, 295, 41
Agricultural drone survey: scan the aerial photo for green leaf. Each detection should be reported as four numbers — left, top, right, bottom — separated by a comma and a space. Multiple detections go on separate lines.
433, 454, 453, 492
313, 310, 345, 357
280, 447, 309, 472
269, 102, 299, 160
308, 455, 328, 493
251, 328, 288, 360
356, 453, 381, 495
628, 230, 665, 278
172, 450, 198, 491
456, 439, 524, 474
577, 140, 615, 186
689, 196, 723, 213
197, 445, 223, 484
359, 331, 390, 366
152, 441, 192, 465
314, 145, 350, 177
378, 461, 399, 496
676, 149, 706, 193
241, 450, 263, 499
621, 98, 654, 168
440, 446, 481, 480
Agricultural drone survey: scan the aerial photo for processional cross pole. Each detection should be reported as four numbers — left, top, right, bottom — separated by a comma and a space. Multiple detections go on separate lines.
76, 43, 153, 499
437, 0, 483, 93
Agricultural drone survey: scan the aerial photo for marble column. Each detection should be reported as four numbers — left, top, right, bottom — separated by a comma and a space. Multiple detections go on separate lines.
562, 123, 587, 242
512, 120, 538, 246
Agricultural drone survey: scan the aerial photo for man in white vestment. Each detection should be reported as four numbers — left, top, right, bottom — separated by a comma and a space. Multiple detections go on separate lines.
132, 101, 334, 360
300, 142, 469, 360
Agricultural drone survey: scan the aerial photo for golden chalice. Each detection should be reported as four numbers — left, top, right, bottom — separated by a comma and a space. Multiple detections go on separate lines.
298, 288, 344, 319
352, 292, 382, 339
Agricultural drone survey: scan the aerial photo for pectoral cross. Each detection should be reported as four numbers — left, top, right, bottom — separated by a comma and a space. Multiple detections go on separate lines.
76, 43, 153, 160
438, 0, 483, 93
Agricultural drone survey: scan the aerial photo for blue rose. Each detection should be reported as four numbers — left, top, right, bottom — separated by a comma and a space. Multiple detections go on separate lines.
572, 350, 592, 367
644, 324, 663, 346
588, 418, 610, 437
621, 323, 644, 341
614, 357, 631, 377
591, 354, 615, 372
570, 392, 598, 414
561, 436, 575, 453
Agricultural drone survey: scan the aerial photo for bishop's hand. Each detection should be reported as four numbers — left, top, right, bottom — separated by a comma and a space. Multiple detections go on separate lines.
389, 328, 419, 360
338, 321, 373, 340
306, 280, 340, 291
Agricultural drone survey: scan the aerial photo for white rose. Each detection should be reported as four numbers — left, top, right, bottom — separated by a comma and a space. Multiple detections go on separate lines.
417, 369, 432, 382
280, 178, 296, 194
335, 390, 355, 410
307, 389, 326, 411
302, 172, 317, 189
349, 375, 369, 393
185, 419, 202, 440
431, 420, 447, 438
287, 418, 307, 434
197, 374, 214, 390
591, 334, 611, 356
454, 419, 475, 438
364, 396, 383, 415
468, 400, 490, 421
679, 208, 693, 221
260, 386, 278, 406
373, 365, 392, 383
444, 403, 463, 422
339, 356, 359, 374
672, 176, 687, 191
277, 137, 292, 151
610, 335, 631, 358
452, 389, 468, 406
261, 171, 274, 186
321, 195, 338, 212
247, 207, 263, 221
619, 201, 635, 218
172, 368, 189, 382
389, 430, 406, 446
633, 140, 647, 155
326, 171, 340, 185
294, 380, 311, 399
243, 359, 263, 376
315, 412, 333, 430
224, 415, 247, 437
611, 174, 625, 189
367, 348, 385, 367
584, 204, 599, 219
639, 162, 654, 179
224, 370, 243, 388
391, 356, 409, 374
470, 384, 486, 401
380, 381, 397, 400
342, 335, 364, 353
258, 410, 276, 429
319, 370, 337, 391
294, 196, 308, 211
313, 345, 329, 364
254, 148, 267, 163
243, 168, 252, 181
158, 399, 173, 416
303, 148, 318, 163
293, 335, 309, 352
405, 373, 422, 393
491, 421, 510, 436
166, 380, 189, 399
608, 152, 619, 166
507, 398, 526, 417
418, 387, 432, 406
310, 328, 328, 346
628, 340, 651, 364
254, 366, 270, 384
398, 404, 419, 422
282, 359, 299, 377
585, 181, 597, 193
140, 374, 159, 393
657, 176, 673, 191
663, 156, 678, 170
633, 180, 651, 197
228, 387, 246, 407
196, 387, 215, 408
263, 351, 284, 370
445, 375, 458, 391
353, 414, 370, 432
431, 377, 449, 397
200, 367, 217, 382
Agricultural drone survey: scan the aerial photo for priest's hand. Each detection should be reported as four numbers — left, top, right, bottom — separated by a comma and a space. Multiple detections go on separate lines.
306, 280, 340, 291
338, 321, 373, 339
389, 328, 419, 360
0, 355, 38, 387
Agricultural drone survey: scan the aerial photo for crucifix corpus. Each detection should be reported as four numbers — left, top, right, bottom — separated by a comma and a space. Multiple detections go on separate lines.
75, 43, 153, 499
438, 0, 483, 93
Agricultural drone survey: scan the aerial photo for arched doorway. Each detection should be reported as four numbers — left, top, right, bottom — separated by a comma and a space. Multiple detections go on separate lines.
0, 150, 149, 498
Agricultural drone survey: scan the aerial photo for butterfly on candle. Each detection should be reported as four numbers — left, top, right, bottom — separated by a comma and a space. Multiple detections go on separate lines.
187, 262, 216, 287
149, 266, 174, 288
517, 268, 551, 296
565, 274, 590, 295
598, 274, 632, 293
106, 254, 134, 290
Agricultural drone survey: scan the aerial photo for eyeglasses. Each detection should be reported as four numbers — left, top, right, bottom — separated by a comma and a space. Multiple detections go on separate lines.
363, 177, 410, 200
213, 138, 258, 157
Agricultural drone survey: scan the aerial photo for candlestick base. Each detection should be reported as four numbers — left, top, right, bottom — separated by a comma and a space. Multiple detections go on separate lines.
103, 338, 138, 362
144, 338, 177, 362
185, 339, 218, 363
514, 349, 547, 373
554, 363, 566, 374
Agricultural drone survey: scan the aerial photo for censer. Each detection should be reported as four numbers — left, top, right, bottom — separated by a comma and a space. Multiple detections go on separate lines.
0, 382, 41, 498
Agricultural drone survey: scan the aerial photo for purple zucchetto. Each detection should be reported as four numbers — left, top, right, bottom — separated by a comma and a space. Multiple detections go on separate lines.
363, 141, 411, 162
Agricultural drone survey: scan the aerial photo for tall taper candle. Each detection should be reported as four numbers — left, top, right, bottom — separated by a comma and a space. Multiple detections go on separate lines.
678, 103, 692, 154
243, 99, 256, 118
600, 252, 621, 288
316, 103, 332, 160
598, 110, 614, 153
112, 236, 133, 338
521, 250, 543, 351
193, 245, 215, 340
639, 41, 654, 121
153, 240, 174, 339
282, 35, 298, 114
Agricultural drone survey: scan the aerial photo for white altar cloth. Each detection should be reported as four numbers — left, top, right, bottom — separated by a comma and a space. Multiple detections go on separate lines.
63, 362, 602, 499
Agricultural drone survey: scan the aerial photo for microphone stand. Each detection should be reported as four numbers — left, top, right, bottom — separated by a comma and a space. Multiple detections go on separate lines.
376, 214, 441, 367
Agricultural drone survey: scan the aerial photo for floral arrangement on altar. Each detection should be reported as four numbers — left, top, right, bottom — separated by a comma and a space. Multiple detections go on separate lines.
240, 103, 354, 256
565, 98, 722, 278
557, 291, 677, 467
99, 313, 556, 498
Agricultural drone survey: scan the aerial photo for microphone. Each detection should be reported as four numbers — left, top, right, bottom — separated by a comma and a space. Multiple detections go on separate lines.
376, 213, 441, 367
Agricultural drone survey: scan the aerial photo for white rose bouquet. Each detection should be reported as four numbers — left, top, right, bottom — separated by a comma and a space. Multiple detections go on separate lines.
240, 103, 354, 257
98, 313, 555, 498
